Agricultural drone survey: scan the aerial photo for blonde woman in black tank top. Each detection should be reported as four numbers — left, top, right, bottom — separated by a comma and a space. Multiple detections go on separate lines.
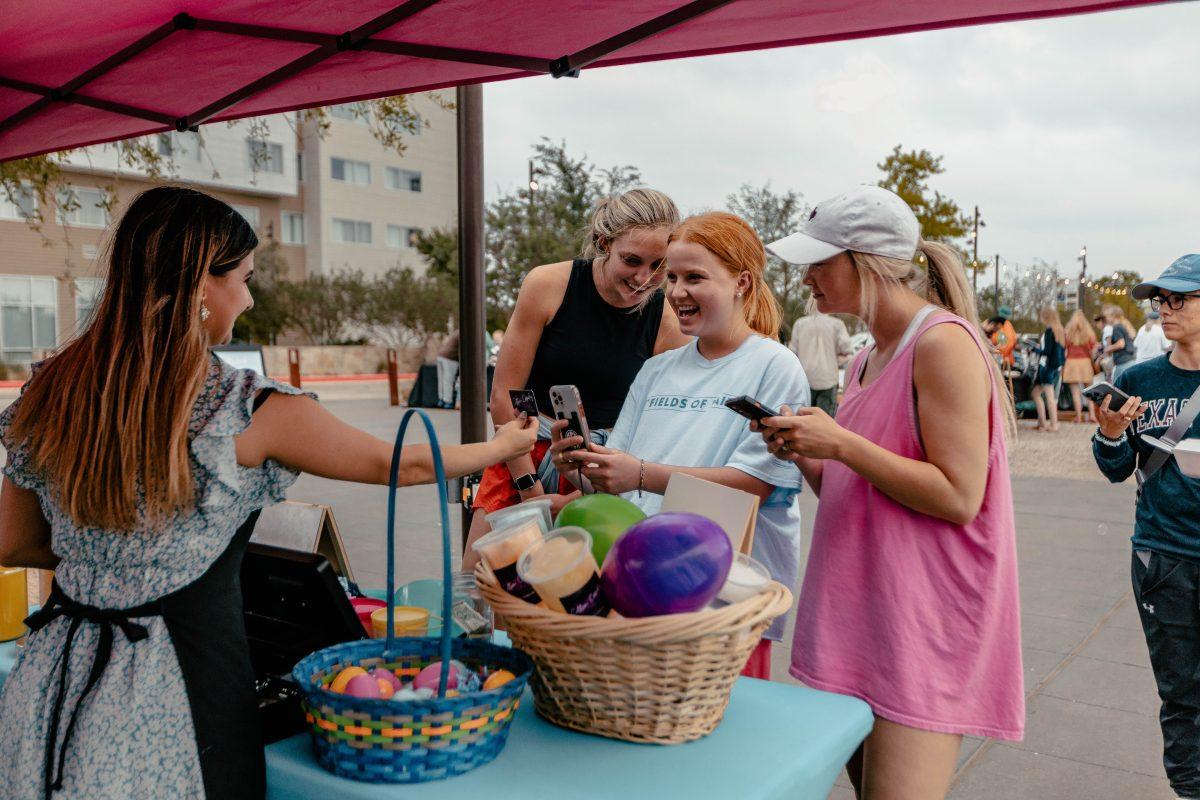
463, 189, 691, 566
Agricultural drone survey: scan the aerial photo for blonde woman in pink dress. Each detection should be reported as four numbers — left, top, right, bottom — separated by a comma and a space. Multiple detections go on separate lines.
757, 186, 1023, 800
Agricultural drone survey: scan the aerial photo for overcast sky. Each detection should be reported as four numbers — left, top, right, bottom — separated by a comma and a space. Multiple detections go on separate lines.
482, 2, 1199, 285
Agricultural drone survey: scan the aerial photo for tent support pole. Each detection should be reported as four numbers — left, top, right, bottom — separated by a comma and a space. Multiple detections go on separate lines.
456, 82, 487, 546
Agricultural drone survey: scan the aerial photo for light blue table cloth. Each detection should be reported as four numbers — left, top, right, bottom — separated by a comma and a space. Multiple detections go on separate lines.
0, 636, 873, 800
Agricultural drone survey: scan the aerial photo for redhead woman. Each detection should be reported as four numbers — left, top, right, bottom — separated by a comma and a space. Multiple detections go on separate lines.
0, 187, 536, 799
549, 212, 811, 678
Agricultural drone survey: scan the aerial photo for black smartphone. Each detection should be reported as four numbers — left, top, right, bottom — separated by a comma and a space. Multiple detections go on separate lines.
508, 389, 539, 418
1082, 381, 1132, 409
724, 395, 780, 423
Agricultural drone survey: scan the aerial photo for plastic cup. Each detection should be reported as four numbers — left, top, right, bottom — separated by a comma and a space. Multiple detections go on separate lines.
716, 553, 771, 604
472, 519, 543, 603
370, 606, 430, 639
486, 497, 553, 537
517, 527, 609, 616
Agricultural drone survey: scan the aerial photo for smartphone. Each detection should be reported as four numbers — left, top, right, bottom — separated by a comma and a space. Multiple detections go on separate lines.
1082, 381, 1132, 409
724, 395, 780, 423
508, 389, 539, 419
549, 385, 592, 451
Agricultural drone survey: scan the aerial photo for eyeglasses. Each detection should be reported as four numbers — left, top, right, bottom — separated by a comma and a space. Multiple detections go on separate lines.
1150, 293, 1200, 312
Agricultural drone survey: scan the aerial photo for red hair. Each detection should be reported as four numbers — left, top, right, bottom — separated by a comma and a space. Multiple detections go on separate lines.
668, 212, 781, 338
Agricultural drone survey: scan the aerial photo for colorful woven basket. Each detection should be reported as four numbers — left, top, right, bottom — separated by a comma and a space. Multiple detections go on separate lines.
292, 409, 534, 783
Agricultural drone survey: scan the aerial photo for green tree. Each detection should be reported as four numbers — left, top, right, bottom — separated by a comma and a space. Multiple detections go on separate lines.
233, 240, 291, 344
726, 182, 807, 333
414, 226, 459, 284
876, 145, 970, 241
485, 139, 641, 320
1086, 270, 1144, 328
279, 271, 367, 345
356, 267, 457, 349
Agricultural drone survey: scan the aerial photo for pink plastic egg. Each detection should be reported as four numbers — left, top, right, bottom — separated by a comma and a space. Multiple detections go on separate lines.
413, 661, 460, 692
343, 673, 383, 699
371, 667, 402, 690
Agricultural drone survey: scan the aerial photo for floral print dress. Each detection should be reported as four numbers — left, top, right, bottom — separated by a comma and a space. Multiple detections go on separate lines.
0, 356, 314, 799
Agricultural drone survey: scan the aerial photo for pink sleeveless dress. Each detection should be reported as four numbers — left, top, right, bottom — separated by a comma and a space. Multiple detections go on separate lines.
790, 311, 1024, 741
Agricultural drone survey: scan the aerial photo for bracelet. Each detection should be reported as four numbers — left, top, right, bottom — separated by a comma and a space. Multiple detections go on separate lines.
637, 459, 646, 498
1092, 429, 1127, 448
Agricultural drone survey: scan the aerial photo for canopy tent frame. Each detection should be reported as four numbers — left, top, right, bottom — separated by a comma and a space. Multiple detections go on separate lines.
0, 0, 740, 141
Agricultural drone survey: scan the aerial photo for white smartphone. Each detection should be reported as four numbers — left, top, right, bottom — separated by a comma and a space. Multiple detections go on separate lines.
549, 384, 592, 450
549, 384, 595, 493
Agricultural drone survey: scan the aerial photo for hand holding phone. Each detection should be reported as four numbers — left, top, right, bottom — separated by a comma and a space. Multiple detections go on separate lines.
724, 395, 780, 423
549, 385, 592, 451
1082, 381, 1131, 410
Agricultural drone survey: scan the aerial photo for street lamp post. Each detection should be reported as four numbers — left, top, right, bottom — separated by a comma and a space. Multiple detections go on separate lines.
1077, 246, 1088, 312
968, 205, 985, 293
994, 253, 1000, 312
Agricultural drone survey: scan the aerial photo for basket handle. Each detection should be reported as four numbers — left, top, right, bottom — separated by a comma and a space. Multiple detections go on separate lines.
385, 408, 453, 699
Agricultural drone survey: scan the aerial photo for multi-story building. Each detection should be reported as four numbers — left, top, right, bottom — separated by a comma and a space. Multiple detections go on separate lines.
0, 92, 454, 365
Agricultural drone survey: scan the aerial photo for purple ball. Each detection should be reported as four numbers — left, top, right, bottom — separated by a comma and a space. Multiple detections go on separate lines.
601, 512, 733, 617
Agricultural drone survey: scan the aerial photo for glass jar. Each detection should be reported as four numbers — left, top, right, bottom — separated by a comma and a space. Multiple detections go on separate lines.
450, 571, 493, 640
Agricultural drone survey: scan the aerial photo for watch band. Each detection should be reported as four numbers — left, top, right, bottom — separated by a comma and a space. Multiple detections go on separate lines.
513, 473, 539, 491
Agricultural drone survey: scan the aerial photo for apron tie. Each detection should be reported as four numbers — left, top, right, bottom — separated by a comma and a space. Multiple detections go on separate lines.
25, 584, 161, 798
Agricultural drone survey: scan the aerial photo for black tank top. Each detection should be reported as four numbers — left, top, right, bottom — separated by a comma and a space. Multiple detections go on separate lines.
526, 259, 665, 429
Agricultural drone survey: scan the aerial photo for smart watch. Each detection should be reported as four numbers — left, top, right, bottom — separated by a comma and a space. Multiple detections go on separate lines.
513, 473, 539, 492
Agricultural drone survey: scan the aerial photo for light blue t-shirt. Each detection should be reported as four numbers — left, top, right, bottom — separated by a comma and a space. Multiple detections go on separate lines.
606, 335, 811, 639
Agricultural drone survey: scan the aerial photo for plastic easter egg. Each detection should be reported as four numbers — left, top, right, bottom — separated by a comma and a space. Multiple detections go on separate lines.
413, 661, 460, 692
329, 666, 367, 694
343, 673, 383, 699
483, 669, 516, 691
555, 494, 646, 565
371, 667, 402, 690
601, 512, 733, 617
376, 679, 395, 699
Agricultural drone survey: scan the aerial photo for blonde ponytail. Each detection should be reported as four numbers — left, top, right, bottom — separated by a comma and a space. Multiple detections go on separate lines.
850, 243, 1016, 435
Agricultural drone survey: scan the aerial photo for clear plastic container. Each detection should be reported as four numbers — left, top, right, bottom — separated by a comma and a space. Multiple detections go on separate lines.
517, 527, 608, 616
716, 553, 771, 604
485, 497, 553, 536
471, 519, 544, 602
451, 570, 494, 639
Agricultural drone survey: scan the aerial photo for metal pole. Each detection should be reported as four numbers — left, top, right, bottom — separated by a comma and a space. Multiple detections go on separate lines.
457, 83, 487, 541
971, 205, 980, 293
1078, 246, 1088, 314
994, 253, 1000, 312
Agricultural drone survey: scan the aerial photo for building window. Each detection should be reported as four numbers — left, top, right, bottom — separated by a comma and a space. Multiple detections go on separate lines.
332, 218, 371, 244
246, 139, 284, 174
281, 212, 305, 245
296, 153, 305, 183
385, 167, 422, 192
330, 158, 370, 185
232, 204, 260, 231
0, 183, 36, 222
56, 187, 108, 228
330, 102, 368, 122
156, 134, 173, 156
0, 276, 57, 364
74, 278, 103, 330
387, 225, 421, 249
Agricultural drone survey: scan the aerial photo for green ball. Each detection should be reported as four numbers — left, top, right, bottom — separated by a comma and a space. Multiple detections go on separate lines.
555, 494, 646, 565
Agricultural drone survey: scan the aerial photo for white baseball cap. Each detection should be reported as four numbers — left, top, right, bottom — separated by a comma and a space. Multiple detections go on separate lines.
766, 185, 920, 265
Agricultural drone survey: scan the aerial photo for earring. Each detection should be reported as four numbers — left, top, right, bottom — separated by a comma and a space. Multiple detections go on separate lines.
736, 292, 743, 298
200, 304, 211, 322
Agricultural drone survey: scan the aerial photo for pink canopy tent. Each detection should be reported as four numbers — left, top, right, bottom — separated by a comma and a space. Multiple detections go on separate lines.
0, 0, 1175, 467
0, 0, 1173, 162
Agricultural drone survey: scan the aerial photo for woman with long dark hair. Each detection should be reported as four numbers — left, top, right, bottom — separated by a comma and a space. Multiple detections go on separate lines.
0, 186, 535, 799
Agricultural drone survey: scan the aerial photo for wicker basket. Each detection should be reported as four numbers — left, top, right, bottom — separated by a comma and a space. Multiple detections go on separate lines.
292, 410, 533, 783
476, 562, 792, 744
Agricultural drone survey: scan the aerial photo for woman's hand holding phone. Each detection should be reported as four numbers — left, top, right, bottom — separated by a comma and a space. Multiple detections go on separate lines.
1093, 394, 1147, 440
755, 404, 851, 462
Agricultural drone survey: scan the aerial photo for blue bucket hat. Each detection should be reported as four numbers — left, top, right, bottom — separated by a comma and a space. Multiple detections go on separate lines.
1132, 254, 1200, 300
